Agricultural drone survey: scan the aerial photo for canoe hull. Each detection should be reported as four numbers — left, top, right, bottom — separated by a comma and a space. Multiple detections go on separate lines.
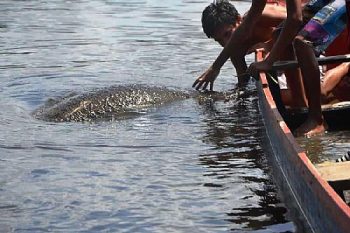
255, 51, 350, 233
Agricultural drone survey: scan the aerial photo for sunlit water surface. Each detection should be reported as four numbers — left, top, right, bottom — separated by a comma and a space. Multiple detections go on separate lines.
0, 1, 298, 232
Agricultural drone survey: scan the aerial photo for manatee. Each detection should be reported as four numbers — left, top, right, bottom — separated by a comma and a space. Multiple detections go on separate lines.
32, 84, 191, 122
32, 83, 250, 123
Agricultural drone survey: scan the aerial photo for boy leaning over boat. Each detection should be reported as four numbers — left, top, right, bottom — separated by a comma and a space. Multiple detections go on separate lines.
193, 0, 348, 137
192, 0, 286, 90
193, 0, 287, 89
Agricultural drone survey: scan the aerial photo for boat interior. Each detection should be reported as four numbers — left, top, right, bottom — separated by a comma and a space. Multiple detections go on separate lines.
316, 161, 350, 205
265, 70, 350, 131
265, 68, 350, 206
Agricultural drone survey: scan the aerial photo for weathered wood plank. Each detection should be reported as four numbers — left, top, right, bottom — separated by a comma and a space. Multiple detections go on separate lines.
316, 161, 350, 182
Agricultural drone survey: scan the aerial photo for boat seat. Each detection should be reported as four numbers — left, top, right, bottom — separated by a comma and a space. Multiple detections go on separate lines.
316, 161, 350, 182
330, 101, 350, 108
316, 161, 350, 205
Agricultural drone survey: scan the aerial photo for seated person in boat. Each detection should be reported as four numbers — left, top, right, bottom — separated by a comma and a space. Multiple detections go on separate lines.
280, 61, 350, 107
249, 0, 347, 137
193, 0, 287, 88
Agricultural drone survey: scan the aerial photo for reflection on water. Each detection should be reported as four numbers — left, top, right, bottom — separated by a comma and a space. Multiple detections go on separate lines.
195, 86, 295, 232
0, 0, 296, 232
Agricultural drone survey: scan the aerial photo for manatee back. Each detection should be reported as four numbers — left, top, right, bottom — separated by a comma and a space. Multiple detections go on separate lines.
33, 84, 190, 122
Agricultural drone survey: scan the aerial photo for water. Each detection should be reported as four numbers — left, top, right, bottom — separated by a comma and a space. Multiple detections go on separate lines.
0, 0, 296, 232
297, 130, 350, 164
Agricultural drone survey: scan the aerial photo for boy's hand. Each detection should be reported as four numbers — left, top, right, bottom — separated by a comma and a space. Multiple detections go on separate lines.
192, 66, 220, 91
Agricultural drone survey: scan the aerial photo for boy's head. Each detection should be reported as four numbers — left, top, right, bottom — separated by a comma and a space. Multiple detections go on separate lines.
201, 0, 241, 46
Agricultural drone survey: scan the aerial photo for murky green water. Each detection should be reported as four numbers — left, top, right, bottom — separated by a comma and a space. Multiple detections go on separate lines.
297, 130, 350, 164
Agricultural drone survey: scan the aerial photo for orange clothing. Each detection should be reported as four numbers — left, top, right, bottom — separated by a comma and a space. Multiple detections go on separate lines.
325, 28, 350, 70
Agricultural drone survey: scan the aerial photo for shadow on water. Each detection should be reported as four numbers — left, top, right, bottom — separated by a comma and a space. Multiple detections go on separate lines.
195, 85, 295, 232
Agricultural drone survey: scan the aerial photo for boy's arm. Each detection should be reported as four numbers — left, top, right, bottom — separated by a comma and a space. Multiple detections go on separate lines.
193, 0, 267, 90
233, 4, 287, 85
230, 43, 251, 86
258, 4, 287, 27
248, 0, 303, 75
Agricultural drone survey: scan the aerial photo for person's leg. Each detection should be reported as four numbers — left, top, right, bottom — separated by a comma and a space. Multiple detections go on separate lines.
282, 44, 308, 107
294, 37, 326, 137
283, 0, 332, 108
292, 0, 346, 137
271, 26, 308, 107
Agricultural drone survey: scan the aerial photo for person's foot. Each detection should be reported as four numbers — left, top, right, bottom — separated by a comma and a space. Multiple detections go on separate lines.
294, 117, 328, 138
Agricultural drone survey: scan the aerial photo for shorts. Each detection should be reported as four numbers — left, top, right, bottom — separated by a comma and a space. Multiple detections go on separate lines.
298, 0, 347, 56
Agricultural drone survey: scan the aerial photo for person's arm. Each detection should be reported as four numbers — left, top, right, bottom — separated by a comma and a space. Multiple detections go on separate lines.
235, 4, 287, 78
192, 0, 267, 90
246, 5, 287, 54
248, 0, 303, 75
258, 4, 287, 27
230, 43, 251, 86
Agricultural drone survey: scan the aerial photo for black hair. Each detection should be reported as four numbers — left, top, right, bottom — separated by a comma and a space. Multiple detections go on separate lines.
201, 0, 240, 38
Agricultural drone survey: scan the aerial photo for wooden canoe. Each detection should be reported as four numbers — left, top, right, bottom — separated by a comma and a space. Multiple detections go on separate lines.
255, 50, 350, 233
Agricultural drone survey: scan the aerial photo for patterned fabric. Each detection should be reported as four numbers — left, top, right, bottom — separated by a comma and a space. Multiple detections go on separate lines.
298, 0, 347, 56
